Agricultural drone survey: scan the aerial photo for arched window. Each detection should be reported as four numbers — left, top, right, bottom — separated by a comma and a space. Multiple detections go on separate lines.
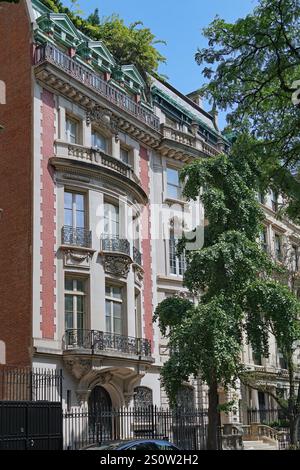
134, 386, 153, 408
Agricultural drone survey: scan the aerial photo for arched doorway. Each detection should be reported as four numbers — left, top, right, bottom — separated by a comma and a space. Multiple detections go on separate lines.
88, 386, 112, 442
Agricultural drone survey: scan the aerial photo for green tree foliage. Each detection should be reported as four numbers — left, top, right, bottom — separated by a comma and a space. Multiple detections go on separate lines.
195, 0, 300, 222
242, 279, 300, 446
40, 0, 166, 81
87, 8, 100, 27
154, 138, 300, 449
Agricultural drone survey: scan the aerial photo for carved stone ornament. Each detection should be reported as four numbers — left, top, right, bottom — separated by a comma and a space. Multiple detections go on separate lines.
134, 264, 144, 284
64, 249, 93, 269
63, 357, 94, 380
86, 106, 119, 140
103, 254, 132, 278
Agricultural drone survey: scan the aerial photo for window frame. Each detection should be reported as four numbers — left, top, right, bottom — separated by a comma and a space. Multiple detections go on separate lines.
64, 277, 87, 332
91, 129, 108, 153
64, 190, 86, 229
166, 167, 182, 201
274, 233, 283, 261
105, 284, 124, 335
65, 115, 80, 144
169, 219, 186, 276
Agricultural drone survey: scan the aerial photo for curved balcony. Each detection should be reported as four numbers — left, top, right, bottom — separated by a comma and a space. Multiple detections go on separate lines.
64, 329, 152, 358
101, 235, 130, 256
51, 141, 147, 204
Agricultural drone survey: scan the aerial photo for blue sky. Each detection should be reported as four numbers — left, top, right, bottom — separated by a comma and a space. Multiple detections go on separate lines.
65, 0, 259, 128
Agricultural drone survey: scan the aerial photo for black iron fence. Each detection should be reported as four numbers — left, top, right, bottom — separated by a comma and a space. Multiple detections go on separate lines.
0, 367, 62, 402
63, 406, 208, 450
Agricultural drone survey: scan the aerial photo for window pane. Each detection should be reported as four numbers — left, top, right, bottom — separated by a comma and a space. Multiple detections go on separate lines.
105, 300, 111, 332
113, 317, 122, 335
65, 294, 74, 311
113, 302, 122, 319
92, 131, 107, 151
64, 208, 73, 226
120, 148, 129, 164
167, 184, 180, 200
77, 312, 84, 330
167, 168, 179, 186
65, 295, 74, 330
77, 296, 84, 314
112, 287, 122, 299
76, 280, 84, 292
75, 194, 84, 211
64, 192, 73, 209
76, 210, 85, 228
105, 286, 111, 296
65, 312, 73, 330
65, 279, 74, 291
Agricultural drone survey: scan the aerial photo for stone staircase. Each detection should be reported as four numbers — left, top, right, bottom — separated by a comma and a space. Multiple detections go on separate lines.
243, 440, 278, 450
238, 423, 289, 450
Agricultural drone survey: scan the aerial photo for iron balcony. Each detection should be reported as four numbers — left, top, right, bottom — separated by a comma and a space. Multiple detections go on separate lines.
62, 225, 92, 248
64, 329, 152, 357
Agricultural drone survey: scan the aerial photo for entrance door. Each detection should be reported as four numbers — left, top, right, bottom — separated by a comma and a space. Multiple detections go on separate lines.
88, 386, 112, 442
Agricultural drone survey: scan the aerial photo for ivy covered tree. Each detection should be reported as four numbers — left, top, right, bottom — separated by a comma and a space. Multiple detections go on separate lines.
40, 0, 166, 81
195, 0, 300, 222
154, 137, 300, 449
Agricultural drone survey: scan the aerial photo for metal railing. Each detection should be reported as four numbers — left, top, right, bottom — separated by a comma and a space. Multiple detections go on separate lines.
34, 44, 160, 131
63, 406, 209, 450
133, 246, 142, 266
62, 225, 92, 248
64, 329, 152, 357
0, 366, 62, 402
101, 235, 130, 256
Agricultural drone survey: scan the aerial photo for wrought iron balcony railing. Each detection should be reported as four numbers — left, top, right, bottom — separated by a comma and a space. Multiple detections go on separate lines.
133, 246, 142, 266
34, 44, 160, 131
62, 225, 92, 248
101, 235, 130, 256
64, 329, 152, 357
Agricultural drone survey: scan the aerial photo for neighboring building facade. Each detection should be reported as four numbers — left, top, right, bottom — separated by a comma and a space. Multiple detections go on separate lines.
0, 0, 299, 422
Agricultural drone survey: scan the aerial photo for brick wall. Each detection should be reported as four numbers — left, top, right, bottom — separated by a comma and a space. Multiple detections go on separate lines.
139, 146, 154, 349
40, 89, 56, 339
0, 1, 33, 365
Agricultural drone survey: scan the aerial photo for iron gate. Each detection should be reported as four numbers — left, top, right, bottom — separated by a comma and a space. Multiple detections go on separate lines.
0, 401, 63, 450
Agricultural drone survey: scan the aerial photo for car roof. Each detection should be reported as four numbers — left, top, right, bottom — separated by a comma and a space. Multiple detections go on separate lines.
85, 439, 176, 449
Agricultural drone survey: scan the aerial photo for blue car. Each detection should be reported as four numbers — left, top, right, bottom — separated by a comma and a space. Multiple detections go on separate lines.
83, 439, 180, 450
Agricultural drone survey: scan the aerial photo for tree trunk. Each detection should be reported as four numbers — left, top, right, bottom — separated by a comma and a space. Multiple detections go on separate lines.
289, 414, 300, 447
207, 376, 219, 450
